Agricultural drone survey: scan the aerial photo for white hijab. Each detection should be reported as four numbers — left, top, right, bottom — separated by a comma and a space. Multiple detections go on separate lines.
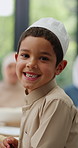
1, 52, 16, 78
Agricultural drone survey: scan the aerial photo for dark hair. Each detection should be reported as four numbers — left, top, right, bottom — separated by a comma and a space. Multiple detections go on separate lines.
17, 27, 63, 66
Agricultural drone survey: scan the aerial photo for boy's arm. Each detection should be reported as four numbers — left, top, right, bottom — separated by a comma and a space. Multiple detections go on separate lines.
31, 100, 78, 148
65, 111, 78, 148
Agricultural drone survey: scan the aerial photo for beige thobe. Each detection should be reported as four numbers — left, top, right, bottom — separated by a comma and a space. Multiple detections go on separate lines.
18, 79, 78, 148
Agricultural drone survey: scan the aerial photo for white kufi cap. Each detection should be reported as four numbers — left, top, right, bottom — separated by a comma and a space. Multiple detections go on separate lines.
27, 17, 69, 56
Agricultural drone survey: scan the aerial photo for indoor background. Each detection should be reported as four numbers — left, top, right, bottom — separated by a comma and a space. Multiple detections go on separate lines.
0, 0, 78, 88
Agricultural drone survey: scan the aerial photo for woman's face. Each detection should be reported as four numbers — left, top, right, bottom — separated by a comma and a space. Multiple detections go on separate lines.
4, 63, 18, 84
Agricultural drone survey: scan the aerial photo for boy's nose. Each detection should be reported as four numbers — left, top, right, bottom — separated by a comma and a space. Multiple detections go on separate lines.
26, 60, 37, 69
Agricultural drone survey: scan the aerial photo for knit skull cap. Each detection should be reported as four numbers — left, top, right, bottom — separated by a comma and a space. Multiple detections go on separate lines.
27, 17, 69, 56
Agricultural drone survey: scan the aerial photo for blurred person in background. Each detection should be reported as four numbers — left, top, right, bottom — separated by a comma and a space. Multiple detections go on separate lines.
0, 52, 25, 127
64, 56, 78, 107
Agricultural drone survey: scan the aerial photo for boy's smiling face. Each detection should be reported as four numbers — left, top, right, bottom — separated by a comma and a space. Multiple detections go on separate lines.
15, 36, 61, 93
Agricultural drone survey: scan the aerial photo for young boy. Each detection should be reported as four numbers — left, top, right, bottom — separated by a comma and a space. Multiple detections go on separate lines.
0, 17, 78, 148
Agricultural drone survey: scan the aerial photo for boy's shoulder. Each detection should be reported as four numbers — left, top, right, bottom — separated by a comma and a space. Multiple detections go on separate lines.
45, 84, 74, 108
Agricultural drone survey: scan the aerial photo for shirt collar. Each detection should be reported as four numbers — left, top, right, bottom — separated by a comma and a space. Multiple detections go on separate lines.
25, 78, 57, 105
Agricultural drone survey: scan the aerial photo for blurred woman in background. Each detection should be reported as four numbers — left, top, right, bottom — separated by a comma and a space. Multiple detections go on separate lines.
0, 52, 25, 127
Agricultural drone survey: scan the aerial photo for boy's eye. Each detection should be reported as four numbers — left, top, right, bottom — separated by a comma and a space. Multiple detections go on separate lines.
21, 54, 30, 58
40, 56, 49, 61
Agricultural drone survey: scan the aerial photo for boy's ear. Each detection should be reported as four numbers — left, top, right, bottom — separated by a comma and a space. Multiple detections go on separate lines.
55, 60, 67, 75
15, 53, 18, 61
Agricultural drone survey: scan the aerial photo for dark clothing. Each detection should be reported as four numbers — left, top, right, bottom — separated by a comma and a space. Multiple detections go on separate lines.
65, 85, 78, 107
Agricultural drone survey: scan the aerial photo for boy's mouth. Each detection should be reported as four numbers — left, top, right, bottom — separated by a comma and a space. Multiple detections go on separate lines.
23, 72, 40, 78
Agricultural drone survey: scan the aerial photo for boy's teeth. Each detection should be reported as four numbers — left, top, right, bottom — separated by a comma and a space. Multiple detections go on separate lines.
26, 73, 37, 78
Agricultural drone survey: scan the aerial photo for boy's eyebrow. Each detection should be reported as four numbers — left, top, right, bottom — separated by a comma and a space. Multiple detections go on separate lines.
20, 49, 29, 52
40, 51, 52, 56
20, 49, 52, 56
